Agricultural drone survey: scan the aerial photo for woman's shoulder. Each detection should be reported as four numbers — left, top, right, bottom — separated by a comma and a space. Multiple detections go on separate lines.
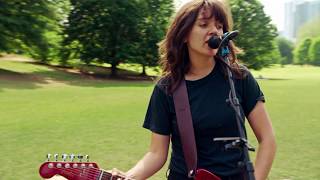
155, 76, 172, 95
238, 64, 250, 78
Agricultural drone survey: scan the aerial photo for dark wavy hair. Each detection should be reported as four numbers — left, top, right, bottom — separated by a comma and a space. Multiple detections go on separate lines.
158, 0, 243, 94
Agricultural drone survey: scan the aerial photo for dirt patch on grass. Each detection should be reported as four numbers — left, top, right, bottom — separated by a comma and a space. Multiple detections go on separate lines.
29, 61, 157, 82
0, 54, 34, 62
0, 56, 156, 85
0, 69, 42, 82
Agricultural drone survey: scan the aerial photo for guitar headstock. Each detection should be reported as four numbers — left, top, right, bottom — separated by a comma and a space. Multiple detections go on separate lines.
39, 153, 99, 180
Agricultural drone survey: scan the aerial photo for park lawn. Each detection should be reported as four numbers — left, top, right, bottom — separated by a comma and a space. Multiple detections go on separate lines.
0, 61, 319, 180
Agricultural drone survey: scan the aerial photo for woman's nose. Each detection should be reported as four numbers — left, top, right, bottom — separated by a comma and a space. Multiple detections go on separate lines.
208, 25, 218, 36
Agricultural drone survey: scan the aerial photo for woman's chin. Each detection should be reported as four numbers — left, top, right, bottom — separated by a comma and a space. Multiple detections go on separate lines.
206, 49, 218, 57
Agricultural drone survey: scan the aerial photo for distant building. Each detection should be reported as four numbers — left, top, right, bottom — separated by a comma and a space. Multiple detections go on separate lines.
284, 0, 320, 41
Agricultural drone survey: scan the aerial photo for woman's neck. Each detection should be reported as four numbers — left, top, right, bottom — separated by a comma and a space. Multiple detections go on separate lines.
186, 54, 215, 80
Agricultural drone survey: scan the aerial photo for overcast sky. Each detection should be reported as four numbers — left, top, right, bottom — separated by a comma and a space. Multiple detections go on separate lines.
175, 0, 296, 31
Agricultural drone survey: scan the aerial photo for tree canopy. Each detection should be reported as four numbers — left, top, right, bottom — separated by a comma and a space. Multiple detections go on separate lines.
0, 0, 66, 61
309, 37, 320, 65
61, 0, 174, 76
229, 0, 278, 70
277, 37, 294, 65
296, 17, 320, 45
295, 38, 312, 65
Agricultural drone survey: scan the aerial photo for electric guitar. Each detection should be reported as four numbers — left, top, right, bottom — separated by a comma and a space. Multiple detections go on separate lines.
39, 154, 221, 180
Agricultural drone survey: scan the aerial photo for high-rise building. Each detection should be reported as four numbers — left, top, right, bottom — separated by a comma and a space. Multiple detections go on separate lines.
284, 0, 320, 41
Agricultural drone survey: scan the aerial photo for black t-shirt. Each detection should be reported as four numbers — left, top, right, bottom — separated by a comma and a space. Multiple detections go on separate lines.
143, 62, 265, 176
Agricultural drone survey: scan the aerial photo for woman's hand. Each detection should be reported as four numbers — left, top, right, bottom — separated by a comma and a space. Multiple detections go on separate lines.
109, 168, 134, 180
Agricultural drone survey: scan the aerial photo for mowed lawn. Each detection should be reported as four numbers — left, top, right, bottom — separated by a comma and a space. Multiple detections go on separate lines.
0, 60, 319, 180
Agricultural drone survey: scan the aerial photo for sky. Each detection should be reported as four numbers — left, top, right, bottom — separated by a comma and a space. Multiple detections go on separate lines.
174, 0, 295, 32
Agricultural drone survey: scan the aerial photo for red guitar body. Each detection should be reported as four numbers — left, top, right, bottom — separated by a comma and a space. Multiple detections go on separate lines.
195, 169, 221, 180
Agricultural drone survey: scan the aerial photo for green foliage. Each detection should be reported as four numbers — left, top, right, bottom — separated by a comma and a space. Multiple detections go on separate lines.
295, 38, 312, 65
296, 17, 320, 45
0, 0, 68, 61
61, 0, 139, 76
309, 36, 320, 66
61, 0, 174, 76
276, 37, 294, 65
133, 0, 174, 75
229, 0, 278, 69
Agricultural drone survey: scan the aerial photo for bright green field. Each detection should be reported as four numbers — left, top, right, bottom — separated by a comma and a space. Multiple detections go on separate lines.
0, 60, 319, 180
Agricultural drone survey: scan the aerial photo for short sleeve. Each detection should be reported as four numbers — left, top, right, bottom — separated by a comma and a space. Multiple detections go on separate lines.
143, 85, 172, 135
241, 71, 265, 117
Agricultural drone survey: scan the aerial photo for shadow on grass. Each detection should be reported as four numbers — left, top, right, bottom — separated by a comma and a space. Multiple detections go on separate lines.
0, 69, 49, 90
0, 62, 156, 90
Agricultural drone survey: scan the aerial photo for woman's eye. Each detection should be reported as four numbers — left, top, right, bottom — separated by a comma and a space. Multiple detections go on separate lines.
199, 23, 207, 27
217, 25, 223, 30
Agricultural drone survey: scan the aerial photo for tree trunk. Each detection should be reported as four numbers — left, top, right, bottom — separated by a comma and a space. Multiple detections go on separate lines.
140, 64, 147, 76
110, 60, 118, 77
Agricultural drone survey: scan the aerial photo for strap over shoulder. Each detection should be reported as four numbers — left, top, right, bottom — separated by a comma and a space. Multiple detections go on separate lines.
173, 79, 197, 178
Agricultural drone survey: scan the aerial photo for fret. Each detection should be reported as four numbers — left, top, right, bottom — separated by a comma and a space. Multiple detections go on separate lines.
99, 169, 126, 180
97, 169, 104, 180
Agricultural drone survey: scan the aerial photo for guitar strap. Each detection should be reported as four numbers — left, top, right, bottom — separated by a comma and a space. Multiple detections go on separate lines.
173, 79, 197, 178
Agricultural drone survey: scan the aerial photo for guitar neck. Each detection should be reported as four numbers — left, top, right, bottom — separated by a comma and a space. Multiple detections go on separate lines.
99, 169, 128, 180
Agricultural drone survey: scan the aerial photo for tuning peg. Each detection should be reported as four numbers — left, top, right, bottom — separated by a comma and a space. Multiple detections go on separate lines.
78, 154, 84, 162
46, 154, 51, 161
70, 154, 75, 162
62, 154, 68, 162
85, 155, 89, 162
54, 154, 59, 162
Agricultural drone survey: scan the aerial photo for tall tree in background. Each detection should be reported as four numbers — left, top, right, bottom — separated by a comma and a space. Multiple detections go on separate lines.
62, 0, 144, 77
229, 0, 278, 70
309, 36, 320, 65
296, 17, 320, 45
134, 0, 174, 75
0, 0, 65, 61
277, 37, 294, 65
295, 38, 312, 65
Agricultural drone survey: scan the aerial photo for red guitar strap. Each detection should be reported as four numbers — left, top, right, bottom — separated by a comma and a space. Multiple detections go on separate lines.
173, 79, 197, 178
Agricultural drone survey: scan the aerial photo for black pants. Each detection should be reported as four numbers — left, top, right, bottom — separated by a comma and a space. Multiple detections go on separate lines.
167, 170, 245, 180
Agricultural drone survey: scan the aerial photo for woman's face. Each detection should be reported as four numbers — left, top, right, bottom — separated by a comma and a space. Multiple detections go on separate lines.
186, 9, 224, 57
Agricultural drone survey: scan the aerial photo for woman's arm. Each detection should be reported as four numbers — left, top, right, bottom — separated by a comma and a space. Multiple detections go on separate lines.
125, 132, 170, 180
247, 101, 277, 180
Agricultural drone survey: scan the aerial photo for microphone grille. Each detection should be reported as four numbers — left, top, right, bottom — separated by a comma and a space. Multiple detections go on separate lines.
208, 36, 221, 49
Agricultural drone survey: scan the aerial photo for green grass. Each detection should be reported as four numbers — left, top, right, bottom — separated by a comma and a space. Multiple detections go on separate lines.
0, 61, 319, 180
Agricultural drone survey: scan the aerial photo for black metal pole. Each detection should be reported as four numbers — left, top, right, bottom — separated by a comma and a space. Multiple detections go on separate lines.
211, 31, 255, 180
223, 54, 255, 180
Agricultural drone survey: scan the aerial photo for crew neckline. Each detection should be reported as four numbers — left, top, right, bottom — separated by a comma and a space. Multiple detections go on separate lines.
185, 62, 219, 86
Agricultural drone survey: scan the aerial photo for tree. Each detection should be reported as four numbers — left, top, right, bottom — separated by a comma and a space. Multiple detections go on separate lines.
0, 0, 65, 61
276, 37, 294, 65
309, 36, 320, 65
134, 0, 174, 75
296, 17, 320, 45
229, 0, 278, 69
295, 38, 312, 65
62, 0, 144, 77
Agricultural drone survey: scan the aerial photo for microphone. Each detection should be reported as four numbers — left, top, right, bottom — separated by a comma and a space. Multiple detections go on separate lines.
208, 30, 239, 49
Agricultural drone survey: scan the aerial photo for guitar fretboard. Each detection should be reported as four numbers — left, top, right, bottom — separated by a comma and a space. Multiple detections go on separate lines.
99, 169, 127, 180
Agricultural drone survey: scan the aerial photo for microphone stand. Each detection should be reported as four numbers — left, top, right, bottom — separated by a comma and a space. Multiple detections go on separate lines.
213, 32, 256, 180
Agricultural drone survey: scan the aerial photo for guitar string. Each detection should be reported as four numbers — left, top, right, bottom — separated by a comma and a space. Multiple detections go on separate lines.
50, 165, 100, 179
50, 165, 128, 180
88, 167, 129, 180
52, 167, 97, 179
